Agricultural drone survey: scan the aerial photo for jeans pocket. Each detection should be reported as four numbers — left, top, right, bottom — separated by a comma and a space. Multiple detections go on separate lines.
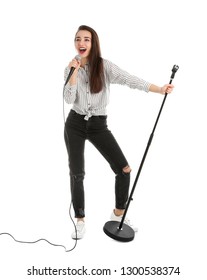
98, 115, 107, 120
69, 109, 77, 116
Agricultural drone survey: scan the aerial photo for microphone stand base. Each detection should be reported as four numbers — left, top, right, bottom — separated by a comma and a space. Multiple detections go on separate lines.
103, 221, 135, 242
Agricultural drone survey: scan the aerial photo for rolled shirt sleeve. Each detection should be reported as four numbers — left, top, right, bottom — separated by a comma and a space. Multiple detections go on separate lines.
63, 66, 77, 104
104, 59, 151, 93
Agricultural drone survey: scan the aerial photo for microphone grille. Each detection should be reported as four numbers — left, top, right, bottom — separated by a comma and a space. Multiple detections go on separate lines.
75, 55, 81, 61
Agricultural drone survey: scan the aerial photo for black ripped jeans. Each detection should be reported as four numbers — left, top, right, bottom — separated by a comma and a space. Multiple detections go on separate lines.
64, 110, 130, 218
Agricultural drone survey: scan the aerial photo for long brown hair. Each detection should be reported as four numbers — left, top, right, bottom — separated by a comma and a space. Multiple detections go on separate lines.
75, 25, 105, 93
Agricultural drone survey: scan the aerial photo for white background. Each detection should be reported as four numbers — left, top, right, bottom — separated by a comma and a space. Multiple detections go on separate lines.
0, 0, 206, 279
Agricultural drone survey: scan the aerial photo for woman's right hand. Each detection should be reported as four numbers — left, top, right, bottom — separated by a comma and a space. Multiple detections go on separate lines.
69, 58, 81, 72
68, 57, 81, 85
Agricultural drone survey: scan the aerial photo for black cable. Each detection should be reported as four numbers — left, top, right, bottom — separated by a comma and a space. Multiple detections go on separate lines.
0, 203, 77, 252
0, 83, 78, 252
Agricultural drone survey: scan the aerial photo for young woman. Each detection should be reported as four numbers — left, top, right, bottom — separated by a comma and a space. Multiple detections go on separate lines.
64, 25, 174, 239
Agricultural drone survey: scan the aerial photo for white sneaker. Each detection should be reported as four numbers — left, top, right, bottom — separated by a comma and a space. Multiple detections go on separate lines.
71, 221, 86, 239
110, 211, 138, 232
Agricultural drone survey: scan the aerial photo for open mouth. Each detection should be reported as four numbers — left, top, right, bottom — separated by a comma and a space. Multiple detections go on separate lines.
79, 47, 87, 54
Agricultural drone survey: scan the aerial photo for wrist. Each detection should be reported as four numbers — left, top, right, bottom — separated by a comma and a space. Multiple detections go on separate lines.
159, 87, 163, 94
69, 74, 77, 86
149, 84, 163, 94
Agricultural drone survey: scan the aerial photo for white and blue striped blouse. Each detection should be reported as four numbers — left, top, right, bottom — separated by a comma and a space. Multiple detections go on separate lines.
64, 59, 151, 120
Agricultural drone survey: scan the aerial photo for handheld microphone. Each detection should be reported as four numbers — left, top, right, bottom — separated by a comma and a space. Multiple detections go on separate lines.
64, 55, 81, 86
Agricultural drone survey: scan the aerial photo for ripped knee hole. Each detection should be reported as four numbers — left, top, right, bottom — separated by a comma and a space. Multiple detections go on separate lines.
122, 165, 132, 173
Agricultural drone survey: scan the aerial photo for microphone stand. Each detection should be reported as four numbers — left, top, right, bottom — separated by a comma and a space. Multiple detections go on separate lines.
103, 65, 179, 242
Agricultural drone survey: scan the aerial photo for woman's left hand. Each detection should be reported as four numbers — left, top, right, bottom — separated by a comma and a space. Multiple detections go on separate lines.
160, 84, 174, 94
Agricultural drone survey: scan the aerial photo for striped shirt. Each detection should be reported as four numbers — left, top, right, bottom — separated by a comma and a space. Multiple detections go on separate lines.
64, 59, 151, 120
